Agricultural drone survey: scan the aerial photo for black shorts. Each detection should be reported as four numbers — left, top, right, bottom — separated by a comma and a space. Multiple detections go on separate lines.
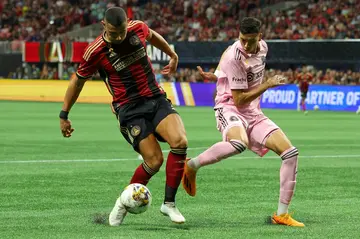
114, 95, 177, 153
301, 91, 308, 99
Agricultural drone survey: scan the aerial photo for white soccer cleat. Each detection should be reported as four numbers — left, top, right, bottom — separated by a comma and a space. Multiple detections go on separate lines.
109, 197, 127, 226
160, 202, 186, 224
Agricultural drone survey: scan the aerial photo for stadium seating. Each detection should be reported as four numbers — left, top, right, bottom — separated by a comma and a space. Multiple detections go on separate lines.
1, 0, 359, 41
1, 0, 359, 84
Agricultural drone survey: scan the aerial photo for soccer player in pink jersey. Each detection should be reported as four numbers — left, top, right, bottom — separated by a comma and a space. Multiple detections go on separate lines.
182, 17, 304, 227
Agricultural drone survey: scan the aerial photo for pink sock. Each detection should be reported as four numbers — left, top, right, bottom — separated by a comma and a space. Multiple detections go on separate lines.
279, 147, 298, 206
188, 140, 246, 170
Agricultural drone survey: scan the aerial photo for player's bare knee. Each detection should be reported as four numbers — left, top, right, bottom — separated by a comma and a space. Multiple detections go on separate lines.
226, 126, 248, 147
143, 154, 164, 171
169, 135, 188, 150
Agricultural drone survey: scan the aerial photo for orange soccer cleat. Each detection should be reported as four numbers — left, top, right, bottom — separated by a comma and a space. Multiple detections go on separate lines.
182, 159, 197, 196
271, 213, 305, 227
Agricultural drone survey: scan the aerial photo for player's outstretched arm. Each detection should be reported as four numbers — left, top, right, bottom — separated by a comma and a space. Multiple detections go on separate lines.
232, 75, 286, 106
146, 29, 178, 75
59, 75, 87, 138
197, 66, 218, 82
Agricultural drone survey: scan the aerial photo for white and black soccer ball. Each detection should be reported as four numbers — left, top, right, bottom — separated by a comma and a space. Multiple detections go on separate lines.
120, 183, 152, 214
313, 105, 320, 111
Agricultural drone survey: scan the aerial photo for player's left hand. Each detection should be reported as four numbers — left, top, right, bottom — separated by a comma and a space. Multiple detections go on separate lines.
197, 66, 218, 81
162, 54, 178, 75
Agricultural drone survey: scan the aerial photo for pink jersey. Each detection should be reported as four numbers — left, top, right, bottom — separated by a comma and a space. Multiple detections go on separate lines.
214, 40, 268, 116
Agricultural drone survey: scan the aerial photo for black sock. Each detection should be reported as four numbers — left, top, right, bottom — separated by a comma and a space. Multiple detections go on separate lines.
164, 184, 178, 203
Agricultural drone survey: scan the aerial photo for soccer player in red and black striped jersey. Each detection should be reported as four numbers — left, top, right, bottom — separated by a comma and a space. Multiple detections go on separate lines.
59, 7, 188, 226
298, 72, 312, 114
299, 79, 309, 113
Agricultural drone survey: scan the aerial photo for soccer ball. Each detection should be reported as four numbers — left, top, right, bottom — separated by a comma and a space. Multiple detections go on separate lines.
120, 183, 152, 214
313, 105, 319, 111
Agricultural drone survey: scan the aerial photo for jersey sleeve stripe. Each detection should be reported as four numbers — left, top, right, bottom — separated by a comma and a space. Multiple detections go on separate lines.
84, 38, 103, 61
127, 20, 142, 28
128, 20, 142, 25
83, 38, 102, 59
83, 38, 103, 61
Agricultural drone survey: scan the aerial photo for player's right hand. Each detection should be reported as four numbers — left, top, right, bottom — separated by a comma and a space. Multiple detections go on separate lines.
197, 66, 218, 82
60, 118, 74, 138
266, 75, 287, 88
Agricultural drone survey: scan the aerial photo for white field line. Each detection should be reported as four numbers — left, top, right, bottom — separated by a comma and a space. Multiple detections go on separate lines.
0, 150, 359, 164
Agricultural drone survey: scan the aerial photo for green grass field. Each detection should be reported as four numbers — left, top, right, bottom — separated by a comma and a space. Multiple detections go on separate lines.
1, 101, 360, 239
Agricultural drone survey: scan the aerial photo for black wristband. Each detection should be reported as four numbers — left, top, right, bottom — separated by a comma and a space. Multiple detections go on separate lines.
59, 110, 69, 120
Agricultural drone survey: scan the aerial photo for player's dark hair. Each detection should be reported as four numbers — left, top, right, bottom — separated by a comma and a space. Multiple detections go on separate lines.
104, 7, 127, 27
239, 17, 261, 34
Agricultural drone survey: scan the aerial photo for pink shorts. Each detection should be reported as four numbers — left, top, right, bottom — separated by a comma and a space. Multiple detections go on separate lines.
215, 106, 279, 157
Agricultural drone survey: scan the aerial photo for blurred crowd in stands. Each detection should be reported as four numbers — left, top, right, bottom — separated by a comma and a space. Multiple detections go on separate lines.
7, 63, 78, 80
1, 0, 359, 85
1, 0, 360, 42
8, 63, 360, 85
266, 66, 360, 85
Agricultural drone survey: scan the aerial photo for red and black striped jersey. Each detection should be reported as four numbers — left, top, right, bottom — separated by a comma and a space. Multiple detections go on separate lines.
299, 80, 309, 92
76, 20, 164, 106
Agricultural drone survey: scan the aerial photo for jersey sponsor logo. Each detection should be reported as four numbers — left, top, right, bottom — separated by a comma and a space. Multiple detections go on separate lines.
247, 72, 254, 82
112, 48, 147, 72
247, 69, 264, 82
129, 35, 141, 46
255, 69, 264, 80
232, 77, 246, 83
